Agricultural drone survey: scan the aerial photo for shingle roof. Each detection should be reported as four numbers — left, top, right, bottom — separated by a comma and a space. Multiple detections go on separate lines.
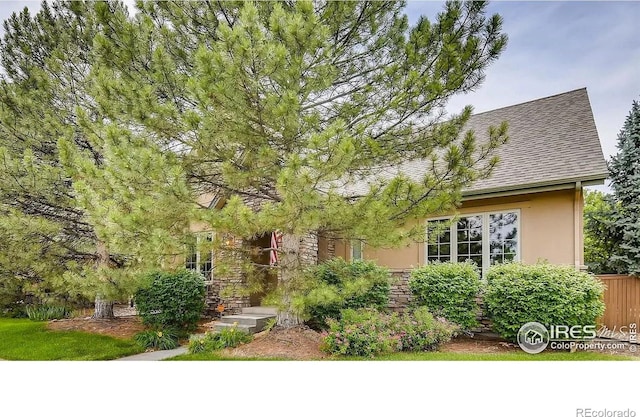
339, 88, 608, 198
460, 88, 608, 195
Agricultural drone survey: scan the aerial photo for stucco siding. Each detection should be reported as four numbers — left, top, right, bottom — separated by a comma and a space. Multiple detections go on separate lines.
345, 189, 582, 269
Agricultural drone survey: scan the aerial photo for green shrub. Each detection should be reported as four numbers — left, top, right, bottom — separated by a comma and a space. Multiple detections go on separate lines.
409, 261, 481, 329
134, 270, 206, 331
321, 307, 457, 357
134, 329, 180, 350
396, 306, 457, 352
302, 259, 391, 329
188, 326, 253, 354
25, 304, 70, 321
484, 263, 606, 341
321, 308, 398, 357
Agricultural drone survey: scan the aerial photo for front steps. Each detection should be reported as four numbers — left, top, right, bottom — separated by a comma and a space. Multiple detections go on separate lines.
212, 307, 277, 334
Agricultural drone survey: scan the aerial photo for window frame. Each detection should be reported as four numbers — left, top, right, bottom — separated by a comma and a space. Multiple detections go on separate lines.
350, 239, 364, 261
424, 209, 521, 275
186, 231, 215, 283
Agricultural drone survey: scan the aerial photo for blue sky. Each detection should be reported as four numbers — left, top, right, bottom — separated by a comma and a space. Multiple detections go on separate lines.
404, 1, 640, 164
1, 1, 638, 163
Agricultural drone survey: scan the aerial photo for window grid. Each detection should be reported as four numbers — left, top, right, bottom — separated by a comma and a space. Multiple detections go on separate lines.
426, 210, 520, 275
185, 232, 214, 281
427, 219, 451, 263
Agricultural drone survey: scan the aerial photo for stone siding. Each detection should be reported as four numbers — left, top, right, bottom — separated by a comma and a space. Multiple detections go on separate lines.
388, 269, 413, 312
387, 269, 493, 333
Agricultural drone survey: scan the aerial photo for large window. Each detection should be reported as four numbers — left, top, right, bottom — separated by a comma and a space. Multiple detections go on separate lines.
426, 210, 519, 274
186, 232, 214, 281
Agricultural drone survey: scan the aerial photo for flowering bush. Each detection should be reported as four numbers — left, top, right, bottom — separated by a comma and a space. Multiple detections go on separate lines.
321, 308, 398, 357
396, 306, 457, 352
321, 307, 456, 357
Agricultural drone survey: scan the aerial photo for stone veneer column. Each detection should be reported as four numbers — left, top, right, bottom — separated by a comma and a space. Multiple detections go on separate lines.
298, 232, 319, 266
388, 270, 413, 312
213, 236, 251, 315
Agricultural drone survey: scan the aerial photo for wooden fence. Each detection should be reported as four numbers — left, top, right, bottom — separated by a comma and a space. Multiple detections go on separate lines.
597, 274, 640, 336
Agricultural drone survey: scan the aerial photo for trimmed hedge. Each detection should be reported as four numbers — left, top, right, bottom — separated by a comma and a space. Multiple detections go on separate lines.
409, 261, 481, 330
302, 258, 391, 329
134, 270, 206, 332
484, 263, 606, 341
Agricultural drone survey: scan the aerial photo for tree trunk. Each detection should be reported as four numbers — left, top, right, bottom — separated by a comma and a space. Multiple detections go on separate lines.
92, 294, 115, 319
92, 240, 115, 319
276, 234, 303, 328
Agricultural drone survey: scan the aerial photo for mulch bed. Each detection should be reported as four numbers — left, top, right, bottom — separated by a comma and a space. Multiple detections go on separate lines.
47, 316, 146, 339
44, 316, 639, 359
228, 326, 328, 360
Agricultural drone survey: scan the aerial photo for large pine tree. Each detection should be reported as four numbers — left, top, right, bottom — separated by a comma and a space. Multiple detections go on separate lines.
0, 1, 193, 317
89, 0, 509, 325
1, 1, 509, 324
609, 100, 640, 276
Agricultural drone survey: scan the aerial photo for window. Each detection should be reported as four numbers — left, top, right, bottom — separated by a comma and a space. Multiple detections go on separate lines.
426, 219, 451, 263
351, 240, 364, 260
489, 212, 518, 266
185, 232, 214, 281
426, 210, 520, 274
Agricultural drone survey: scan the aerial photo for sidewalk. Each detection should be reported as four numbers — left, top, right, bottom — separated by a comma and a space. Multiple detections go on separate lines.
114, 346, 188, 361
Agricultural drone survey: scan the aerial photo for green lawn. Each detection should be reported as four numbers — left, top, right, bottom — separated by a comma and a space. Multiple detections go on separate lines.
169, 350, 635, 361
0, 318, 143, 360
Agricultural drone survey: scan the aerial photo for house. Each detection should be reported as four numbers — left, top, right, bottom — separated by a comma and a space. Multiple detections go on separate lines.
190, 88, 609, 314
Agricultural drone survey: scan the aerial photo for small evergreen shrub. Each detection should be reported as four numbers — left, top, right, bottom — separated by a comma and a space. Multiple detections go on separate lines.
134, 270, 206, 331
396, 306, 457, 352
134, 329, 179, 350
188, 326, 253, 354
409, 261, 481, 329
484, 263, 606, 341
321, 308, 398, 357
302, 259, 391, 329
25, 304, 70, 321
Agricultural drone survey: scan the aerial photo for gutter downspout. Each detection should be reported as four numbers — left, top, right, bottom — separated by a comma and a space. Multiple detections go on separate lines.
574, 181, 584, 270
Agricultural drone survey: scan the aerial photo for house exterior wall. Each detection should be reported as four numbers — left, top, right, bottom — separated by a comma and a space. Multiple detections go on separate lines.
323, 188, 583, 269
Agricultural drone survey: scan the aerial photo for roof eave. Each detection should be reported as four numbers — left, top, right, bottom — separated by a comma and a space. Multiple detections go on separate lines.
462, 173, 608, 201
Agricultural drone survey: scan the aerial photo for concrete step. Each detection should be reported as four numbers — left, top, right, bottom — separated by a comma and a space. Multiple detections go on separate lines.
220, 314, 273, 328
242, 306, 278, 315
212, 322, 257, 334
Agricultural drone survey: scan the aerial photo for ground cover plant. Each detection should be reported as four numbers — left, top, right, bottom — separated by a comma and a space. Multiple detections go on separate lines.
25, 304, 71, 321
188, 326, 253, 354
134, 329, 180, 350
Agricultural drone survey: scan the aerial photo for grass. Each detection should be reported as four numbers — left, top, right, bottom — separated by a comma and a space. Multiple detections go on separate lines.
0, 318, 144, 360
169, 350, 635, 361
369, 351, 634, 361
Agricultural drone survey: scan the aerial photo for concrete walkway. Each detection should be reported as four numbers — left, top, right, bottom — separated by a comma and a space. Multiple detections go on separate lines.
114, 346, 188, 361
